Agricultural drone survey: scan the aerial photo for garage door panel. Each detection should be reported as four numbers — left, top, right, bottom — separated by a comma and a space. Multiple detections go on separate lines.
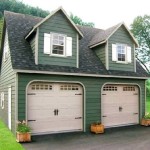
28, 109, 55, 119
102, 84, 139, 127
27, 83, 83, 134
29, 116, 82, 134
102, 113, 139, 127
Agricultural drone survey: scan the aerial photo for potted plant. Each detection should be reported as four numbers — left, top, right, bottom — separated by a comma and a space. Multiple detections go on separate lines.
16, 120, 31, 142
141, 113, 150, 126
90, 121, 104, 134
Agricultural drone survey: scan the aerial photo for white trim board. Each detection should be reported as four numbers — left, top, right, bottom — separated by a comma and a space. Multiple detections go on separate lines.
14, 69, 149, 80
25, 7, 83, 39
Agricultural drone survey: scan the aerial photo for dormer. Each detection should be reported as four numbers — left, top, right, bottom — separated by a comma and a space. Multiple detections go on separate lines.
25, 7, 83, 68
89, 23, 138, 72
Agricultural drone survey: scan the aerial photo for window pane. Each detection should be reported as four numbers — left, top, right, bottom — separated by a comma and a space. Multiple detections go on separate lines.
53, 45, 63, 50
117, 44, 126, 61
59, 36, 64, 40
53, 35, 59, 40
59, 40, 64, 45
53, 40, 58, 45
52, 45, 64, 55
52, 34, 65, 55
58, 50, 63, 54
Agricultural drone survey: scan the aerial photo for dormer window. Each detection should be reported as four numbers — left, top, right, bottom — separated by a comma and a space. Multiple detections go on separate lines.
52, 34, 65, 55
112, 44, 131, 63
117, 44, 126, 62
44, 32, 72, 57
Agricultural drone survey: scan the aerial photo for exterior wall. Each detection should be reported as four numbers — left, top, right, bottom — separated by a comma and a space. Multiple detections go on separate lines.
0, 29, 16, 134
38, 11, 77, 67
108, 25, 135, 71
18, 73, 146, 132
30, 35, 36, 58
94, 43, 106, 66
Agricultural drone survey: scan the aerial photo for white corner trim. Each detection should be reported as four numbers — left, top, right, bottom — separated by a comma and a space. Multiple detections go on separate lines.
90, 22, 139, 49
144, 80, 147, 115
76, 34, 79, 68
89, 40, 106, 49
15, 73, 18, 133
106, 23, 139, 47
35, 27, 39, 65
133, 44, 136, 72
14, 69, 149, 80
105, 41, 109, 70
25, 7, 83, 39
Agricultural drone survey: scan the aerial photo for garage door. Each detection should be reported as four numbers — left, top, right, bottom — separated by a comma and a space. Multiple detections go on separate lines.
27, 82, 83, 134
101, 84, 139, 127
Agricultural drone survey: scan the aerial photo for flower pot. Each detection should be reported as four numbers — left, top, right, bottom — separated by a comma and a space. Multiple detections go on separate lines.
141, 119, 150, 126
16, 132, 31, 142
90, 124, 104, 134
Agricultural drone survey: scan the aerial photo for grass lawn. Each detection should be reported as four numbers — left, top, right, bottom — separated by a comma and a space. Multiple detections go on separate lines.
0, 120, 24, 150
146, 96, 150, 113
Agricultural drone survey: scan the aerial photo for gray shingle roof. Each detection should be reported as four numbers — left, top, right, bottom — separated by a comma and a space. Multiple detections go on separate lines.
2, 11, 149, 78
89, 23, 121, 47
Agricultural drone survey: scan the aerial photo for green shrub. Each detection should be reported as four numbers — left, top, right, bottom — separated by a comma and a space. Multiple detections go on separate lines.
17, 120, 31, 133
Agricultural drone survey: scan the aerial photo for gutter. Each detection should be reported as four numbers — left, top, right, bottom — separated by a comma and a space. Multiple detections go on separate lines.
14, 69, 149, 80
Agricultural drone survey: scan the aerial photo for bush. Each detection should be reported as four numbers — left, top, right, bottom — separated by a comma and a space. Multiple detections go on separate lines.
17, 120, 31, 133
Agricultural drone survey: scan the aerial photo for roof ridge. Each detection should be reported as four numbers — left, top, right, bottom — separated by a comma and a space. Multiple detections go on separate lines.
104, 22, 122, 31
4, 10, 43, 20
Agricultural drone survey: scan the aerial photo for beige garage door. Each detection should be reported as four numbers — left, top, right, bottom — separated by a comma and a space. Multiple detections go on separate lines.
27, 82, 83, 134
101, 84, 139, 127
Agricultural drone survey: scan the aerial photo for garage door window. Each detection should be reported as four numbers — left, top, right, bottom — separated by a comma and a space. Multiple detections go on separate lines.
103, 86, 117, 91
60, 85, 79, 91
123, 86, 135, 91
31, 84, 52, 90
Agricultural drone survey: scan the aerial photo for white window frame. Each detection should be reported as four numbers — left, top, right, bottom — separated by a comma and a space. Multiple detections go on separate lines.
1, 92, 4, 109
50, 33, 66, 57
116, 44, 127, 63
112, 43, 132, 64
44, 32, 72, 57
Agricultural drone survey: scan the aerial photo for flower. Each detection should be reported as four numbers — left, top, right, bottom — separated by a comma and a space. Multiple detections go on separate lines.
17, 120, 31, 133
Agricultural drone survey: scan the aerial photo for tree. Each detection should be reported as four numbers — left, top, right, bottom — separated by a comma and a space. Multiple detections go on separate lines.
130, 15, 150, 72
0, 0, 95, 47
0, 0, 49, 18
0, 18, 3, 49
70, 13, 94, 27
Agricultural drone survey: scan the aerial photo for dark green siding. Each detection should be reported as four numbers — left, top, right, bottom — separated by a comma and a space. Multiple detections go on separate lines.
0, 30, 16, 134
108, 25, 135, 71
38, 11, 77, 67
94, 44, 106, 66
30, 36, 36, 57
18, 73, 146, 132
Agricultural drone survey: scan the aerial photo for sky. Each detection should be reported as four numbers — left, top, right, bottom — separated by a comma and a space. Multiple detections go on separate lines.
22, 0, 150, 29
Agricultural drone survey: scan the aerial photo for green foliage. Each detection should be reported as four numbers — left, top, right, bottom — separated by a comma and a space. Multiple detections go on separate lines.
130, 15, 150, 70
0, 0, 49, 18
146, 80, 150, 96
146, 96, 150, 112
0, 18, 3, 49
144, 112, 150, 119
0, 0, 95, 46
17, 120, 31, 133
0, 120, 24, 150
70, 13, 94, 27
